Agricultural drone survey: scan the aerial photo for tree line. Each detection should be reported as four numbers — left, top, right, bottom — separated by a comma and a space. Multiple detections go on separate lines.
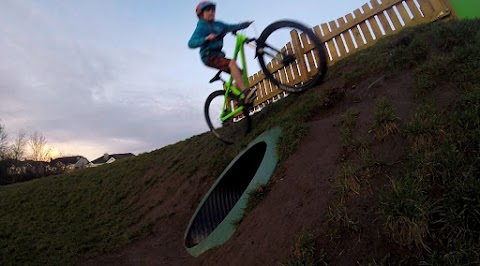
0, 120, 58, 162
0, 120, 66, 185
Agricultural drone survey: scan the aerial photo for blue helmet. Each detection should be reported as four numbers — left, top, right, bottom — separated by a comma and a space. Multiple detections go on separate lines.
196, 1, 216, 18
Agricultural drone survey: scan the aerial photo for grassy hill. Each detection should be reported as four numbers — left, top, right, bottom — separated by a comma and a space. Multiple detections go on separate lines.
1, 19, 479, 265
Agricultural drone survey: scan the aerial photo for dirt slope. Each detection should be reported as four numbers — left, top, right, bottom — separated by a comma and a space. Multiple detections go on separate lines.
80, 63, 429, 266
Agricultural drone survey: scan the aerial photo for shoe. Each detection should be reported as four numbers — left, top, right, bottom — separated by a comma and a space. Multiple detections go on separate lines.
243, 87, 258, 104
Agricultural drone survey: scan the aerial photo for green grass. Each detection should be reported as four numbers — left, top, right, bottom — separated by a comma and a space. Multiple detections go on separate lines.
380, 176, 430, 249
378, 84, 480, 264
0, 159, 153, 265
331, 19, 480, 264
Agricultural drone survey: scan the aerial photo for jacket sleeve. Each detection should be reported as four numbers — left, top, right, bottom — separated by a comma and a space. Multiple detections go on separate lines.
188, 27, 206, 49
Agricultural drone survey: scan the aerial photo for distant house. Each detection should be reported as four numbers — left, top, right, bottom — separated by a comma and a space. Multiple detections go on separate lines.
0, 159, 49, 185
88, 153, 135, 167
49, 156, 90, 173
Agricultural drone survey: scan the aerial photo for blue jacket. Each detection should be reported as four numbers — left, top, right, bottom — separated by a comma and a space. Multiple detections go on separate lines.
188, 19, 245, 64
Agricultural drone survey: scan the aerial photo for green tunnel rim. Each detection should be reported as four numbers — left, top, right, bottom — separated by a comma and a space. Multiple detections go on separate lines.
184, 127, 282, 257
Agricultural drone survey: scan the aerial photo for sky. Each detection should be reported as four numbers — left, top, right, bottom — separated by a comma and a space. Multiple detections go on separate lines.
0, 0, 369, 161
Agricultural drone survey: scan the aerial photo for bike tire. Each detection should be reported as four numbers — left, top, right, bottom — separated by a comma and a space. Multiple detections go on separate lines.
204, 90, 251, 144
256, 20, 327, 93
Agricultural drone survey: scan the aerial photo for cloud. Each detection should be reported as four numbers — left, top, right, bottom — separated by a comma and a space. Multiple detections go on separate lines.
0, 0, 208, 160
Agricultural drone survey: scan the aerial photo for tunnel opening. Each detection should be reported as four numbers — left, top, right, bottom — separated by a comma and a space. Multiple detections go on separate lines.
185, 142, 267, 248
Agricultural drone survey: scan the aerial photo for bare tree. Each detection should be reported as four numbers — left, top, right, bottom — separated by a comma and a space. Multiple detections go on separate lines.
10, 130, 27, 161
0, 121, 8, 160
28, 131, 51, 161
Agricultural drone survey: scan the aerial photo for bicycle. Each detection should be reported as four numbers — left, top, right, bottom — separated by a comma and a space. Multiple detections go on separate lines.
204, 20, 328, 144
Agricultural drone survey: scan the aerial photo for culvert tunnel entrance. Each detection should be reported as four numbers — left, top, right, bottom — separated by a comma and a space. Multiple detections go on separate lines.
185, 142, 267, 248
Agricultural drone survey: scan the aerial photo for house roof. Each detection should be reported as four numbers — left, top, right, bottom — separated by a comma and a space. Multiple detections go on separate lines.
91, 153, 135, 164
50, 156, 87, 165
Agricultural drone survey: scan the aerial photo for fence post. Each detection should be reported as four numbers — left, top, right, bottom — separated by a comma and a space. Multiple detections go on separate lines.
290, 30, 309, 82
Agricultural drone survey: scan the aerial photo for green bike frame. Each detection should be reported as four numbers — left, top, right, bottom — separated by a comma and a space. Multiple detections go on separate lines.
219, 33, 251, 122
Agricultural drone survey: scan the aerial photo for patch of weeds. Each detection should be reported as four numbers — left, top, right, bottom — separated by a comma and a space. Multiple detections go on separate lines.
244, 183, 271, 214
449, 45, 480, 88
365, 253, 392, 266
404, 151, 438, 184
333, 162, 360, 197
404, 104, 442, 152
449, 88, 480, 132
356, 166, 378, 185
326, 200, 359, 232
283, 232, 328, 266
441, 175, 480, 243
428, 141, 467, 185
427, 240, 480, 266
379, 176, 430, 250
413, 72, 437, 98
372, 97, 399, 140
339, 108, 361, 150
359, 146, 378, 167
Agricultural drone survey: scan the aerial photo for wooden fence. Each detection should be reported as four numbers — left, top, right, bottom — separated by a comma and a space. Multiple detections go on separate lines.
247, 0, 456, 112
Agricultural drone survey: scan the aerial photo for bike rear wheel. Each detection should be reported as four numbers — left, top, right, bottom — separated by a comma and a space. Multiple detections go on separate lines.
256, 20, 327, 93
204, 90, 251, 144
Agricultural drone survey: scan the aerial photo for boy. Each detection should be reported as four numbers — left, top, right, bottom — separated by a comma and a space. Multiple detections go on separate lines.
188, 1, 257, 103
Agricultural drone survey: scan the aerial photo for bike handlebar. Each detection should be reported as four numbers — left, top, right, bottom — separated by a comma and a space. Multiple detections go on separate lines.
214, 21, 254, 40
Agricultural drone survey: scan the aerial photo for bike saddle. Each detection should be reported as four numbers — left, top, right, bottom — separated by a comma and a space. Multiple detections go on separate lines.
209, 71, 222, 83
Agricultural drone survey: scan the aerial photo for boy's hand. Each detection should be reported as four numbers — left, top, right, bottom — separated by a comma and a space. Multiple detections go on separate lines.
205, 33, 216, 42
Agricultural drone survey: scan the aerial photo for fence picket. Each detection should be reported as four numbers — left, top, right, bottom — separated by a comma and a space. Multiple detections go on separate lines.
281, 47, 294, 85
354, 9, 374, 44
286, 43, 301, 83
338, 17, 356, 53
265, 78, 273, 98
387, 6, 404, 30
396, 2, 416, 24
405, 0, 425, 20
361, 4, 383, 39
374, 9, 395, 34
300, 33, 317, 76
346, 14, 363, 49
320, 23, 337, 62
330, 21, 348, 58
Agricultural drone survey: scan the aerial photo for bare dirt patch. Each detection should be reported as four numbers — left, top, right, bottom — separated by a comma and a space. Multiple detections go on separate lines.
80, 68, 422, 265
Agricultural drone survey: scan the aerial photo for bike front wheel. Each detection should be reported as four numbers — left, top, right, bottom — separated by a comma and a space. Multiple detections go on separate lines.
256, 20, 327, 93
204, 90, 251, 144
